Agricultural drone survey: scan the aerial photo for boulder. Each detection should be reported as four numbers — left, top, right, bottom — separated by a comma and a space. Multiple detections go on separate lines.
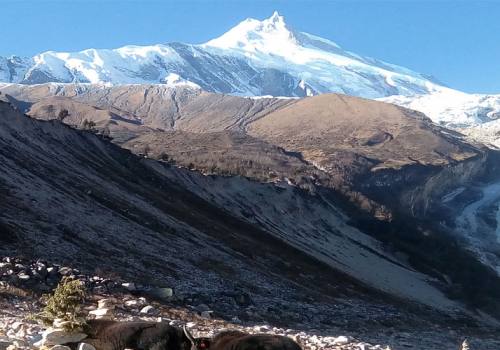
38, 328, 87, 346
88, 308, 113, 319
332, 336, 350, 345
140, 305, 157, 315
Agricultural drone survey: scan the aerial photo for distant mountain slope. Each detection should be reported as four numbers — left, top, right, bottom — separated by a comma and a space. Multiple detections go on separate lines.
0, 98, 473, 317
4, 83, 500, 278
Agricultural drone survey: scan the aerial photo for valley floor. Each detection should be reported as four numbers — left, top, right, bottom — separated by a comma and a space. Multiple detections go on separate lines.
1, 258, 500, 350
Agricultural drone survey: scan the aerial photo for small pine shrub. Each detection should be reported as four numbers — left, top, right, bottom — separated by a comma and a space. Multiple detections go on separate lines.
40, 277, 86, 331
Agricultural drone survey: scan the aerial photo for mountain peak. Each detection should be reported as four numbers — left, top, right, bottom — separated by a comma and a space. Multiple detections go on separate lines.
268, 10, 284, 24
203, 11, 297, 51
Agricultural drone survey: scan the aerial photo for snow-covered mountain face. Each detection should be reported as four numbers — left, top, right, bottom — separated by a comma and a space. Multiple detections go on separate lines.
1, 11, 499, 145
0, 12, 442, 99
381, 90, 500, 148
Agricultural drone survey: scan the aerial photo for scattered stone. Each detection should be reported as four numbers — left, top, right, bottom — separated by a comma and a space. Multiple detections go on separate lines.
121, 283, 136, 291
140, 306, 156, 315
52, 320, 77, 329
97, 298, 116, 310
332, 336, 351, 345
10, 323, 23, 332
254, 325, 271, 332
17, 274, 29, 281
58, 267, 72, 276
38, 328, 87, 346
77, 343, 96, 350
88, 308, 113, 320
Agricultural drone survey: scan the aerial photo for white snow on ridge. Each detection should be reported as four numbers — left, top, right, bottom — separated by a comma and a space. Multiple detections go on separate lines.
381, 88, 500, 128
380, 88, 500, 146
202, 11, 440, 99
163, 73, 201, 89
0, 11, 442, 99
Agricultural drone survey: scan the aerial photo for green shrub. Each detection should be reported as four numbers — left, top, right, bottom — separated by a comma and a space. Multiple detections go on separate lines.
40, 277, 86, 331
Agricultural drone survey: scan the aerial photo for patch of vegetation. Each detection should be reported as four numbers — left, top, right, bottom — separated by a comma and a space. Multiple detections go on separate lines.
40, 277, 87, 331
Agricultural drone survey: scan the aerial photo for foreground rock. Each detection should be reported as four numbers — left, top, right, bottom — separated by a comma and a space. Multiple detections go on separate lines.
35, 328, 87, 347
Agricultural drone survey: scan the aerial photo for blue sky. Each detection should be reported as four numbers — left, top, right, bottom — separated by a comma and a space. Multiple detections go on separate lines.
1, 0, 499, 93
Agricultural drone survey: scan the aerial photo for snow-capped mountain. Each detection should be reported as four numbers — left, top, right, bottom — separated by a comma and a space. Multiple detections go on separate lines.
0, 11, 442, 98
1, 11, 499, 144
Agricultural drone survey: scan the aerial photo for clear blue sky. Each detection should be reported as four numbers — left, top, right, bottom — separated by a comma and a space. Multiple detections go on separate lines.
1, 0, 499, 93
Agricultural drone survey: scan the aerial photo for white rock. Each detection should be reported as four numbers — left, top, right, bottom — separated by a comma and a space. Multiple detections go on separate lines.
332, 336, 351, 345
88, 308, 112, 320
124, 300, 140, 307
17, 273, 30, 281
10, 322, 23, 332
53, 319, 75, 329
140, 306, 156, 314
77, 343, 96, 350
40, 328, 87, 346
89, 308, 111, 316
97, 299, 116, 310
254, 325, 271, 332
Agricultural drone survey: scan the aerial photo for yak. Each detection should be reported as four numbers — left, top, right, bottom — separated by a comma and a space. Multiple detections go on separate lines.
183, 327, 302, 350
77, 319, 192, 350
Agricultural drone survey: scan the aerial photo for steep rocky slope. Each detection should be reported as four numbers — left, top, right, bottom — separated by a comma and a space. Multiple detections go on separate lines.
0, 99, 472, 315
2, 84, 500, 315
0, 83, 488, 217
2, 100, 500, 349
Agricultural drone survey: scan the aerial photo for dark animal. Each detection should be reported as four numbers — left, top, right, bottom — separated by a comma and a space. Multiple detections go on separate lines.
81, 320, 192, 350
183, 327, 302, 350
